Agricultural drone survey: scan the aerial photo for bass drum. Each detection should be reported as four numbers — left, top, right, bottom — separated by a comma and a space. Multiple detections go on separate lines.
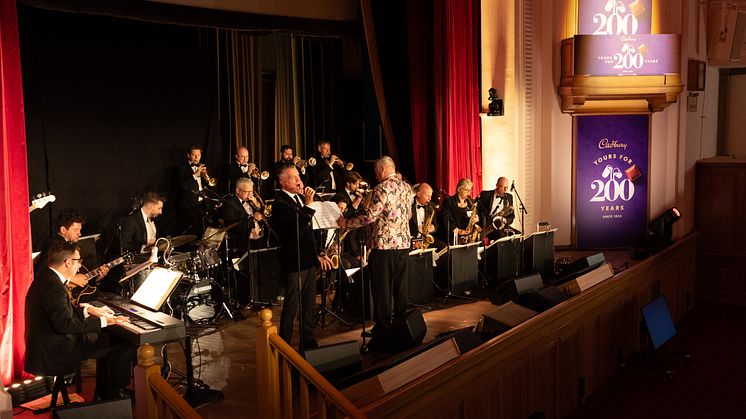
169, 278, 223, 323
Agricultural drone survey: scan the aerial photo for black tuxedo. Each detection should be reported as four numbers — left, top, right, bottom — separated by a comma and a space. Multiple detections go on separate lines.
219, 194, 266, 254
177, 161, 212, 234
477, 190, 515, 239
33, 234, 66, 275
271, 160, 308, 192
270, 190, 321, 349
25, 267, 131, 397
227, 161, 252, 188
409, 201, 445, 250
121, 210, 149, 254
333, 189, 360, 218
438, 195, 473, 244
310, 155, 344, 193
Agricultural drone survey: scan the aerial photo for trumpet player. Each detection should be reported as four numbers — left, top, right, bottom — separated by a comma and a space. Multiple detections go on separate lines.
477, 176, 515, 241
228, 146, 257, 189
333, 171, 364, 218
311, 139, 346, 193
177, 144, 215, 235
271, 144, 308, 191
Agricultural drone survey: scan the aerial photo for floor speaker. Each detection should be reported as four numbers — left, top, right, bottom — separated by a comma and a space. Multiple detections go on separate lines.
517, 286, 568, 312
553, 252, 605, 285
52, 398, 132, 419
477, 302, 537, 340
305, 340, 362, 382
369, 309, 427, 354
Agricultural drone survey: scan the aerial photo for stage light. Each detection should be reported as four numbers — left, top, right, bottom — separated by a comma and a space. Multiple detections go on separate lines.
649, 207, 681, 244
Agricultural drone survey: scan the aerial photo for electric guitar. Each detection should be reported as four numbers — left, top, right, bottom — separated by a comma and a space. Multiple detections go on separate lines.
29, 193, 56, 213
71, 253, 131, 304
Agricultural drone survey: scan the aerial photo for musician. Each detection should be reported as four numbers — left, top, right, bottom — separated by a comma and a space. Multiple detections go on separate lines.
338, 156, 413, 335
271, 165, 333, 351
311, 139, 345, 193
227, 146, 257, 189
121, 192, 165, 254
220, 178, 266, 251
409, 183, 445, 250
439, 178, 478, 245
333, 171, 364, 218
177, 144, 213, 234
478, 177, 516, 241
25, 241, 132, 400
35, 210, 108, 286
271, 144, 308, 191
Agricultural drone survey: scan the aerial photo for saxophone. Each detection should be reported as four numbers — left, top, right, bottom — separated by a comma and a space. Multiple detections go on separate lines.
458, 198, 481, 245
421, 204, 436, 248
326, 229, 351, 269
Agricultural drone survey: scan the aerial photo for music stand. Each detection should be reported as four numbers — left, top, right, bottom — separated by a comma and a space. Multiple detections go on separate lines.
130, 267, 183, 311
439, 242, 480, 300
522, 229, 556, 276
407, 248, 435, 307
480, 234, 522, 288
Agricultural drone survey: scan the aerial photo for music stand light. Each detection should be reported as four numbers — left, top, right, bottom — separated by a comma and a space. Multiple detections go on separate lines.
648, 207, 681, 244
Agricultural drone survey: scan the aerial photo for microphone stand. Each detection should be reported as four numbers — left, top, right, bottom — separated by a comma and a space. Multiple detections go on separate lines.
511, 182, 528, 274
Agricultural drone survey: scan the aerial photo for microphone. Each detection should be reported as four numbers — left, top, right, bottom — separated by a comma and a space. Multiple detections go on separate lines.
510, 181, 515, 192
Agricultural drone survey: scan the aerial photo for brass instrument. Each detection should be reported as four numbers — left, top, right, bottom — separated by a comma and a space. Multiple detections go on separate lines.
458, 198, 481, 245
327, 229, 351, 269
250, 193, 272, 218
199, 165, 217, 187
421, 204, 436, 248
250, 166, 270, 180
298, 157, 317, 168
492, 205, 514, 230
327, 155, 353, 171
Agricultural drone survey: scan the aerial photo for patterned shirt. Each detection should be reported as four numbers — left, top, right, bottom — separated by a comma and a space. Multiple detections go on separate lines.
346, 174, 414, 250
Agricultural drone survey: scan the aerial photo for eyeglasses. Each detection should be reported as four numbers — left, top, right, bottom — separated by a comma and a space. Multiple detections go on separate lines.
238, 189, 253, 194
67, 258, 82, 264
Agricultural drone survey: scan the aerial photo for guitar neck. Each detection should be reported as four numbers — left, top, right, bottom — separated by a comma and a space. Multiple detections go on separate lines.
82, 258, 124, 281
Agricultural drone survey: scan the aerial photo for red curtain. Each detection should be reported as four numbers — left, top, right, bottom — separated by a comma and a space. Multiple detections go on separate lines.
410, 0, 481, 193
0, 0, 32, 385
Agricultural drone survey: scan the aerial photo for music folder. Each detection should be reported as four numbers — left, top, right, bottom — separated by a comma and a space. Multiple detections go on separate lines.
130, 267, 183, 311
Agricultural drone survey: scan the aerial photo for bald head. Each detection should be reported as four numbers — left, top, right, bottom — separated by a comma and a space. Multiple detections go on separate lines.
496, 177, 509, 196
236, 147, 249, 164
415, 182, 433, 205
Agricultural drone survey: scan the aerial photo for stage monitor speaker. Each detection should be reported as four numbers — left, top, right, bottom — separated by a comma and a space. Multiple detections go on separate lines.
52, 398, 132, 419
435, 327, 484, 354
477, 302, 537, 340
304, 340, 362, 382
554, 252, 605, 285
708, 9, 746, 62
368, 309, 427, 354
341, 271, 374, 320
489, 273, 544, 305
516, 286, 568, 313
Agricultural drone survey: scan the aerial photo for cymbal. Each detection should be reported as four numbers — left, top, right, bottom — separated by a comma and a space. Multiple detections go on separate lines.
207, 221, 241, 238
159, 234, 197, 249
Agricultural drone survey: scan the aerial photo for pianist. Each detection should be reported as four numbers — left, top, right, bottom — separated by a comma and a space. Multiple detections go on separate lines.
24, 241, 133, 400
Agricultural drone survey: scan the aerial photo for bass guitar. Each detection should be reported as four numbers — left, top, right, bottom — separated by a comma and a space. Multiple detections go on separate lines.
29, 193, 56, 213
71, 253, 131, 304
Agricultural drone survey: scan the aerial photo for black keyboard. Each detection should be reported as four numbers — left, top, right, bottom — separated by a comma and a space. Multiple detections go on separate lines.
96, 294, 186, 346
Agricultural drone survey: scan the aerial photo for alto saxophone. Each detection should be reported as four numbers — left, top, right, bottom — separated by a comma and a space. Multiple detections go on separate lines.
459, 198, 481, 245
326, 229, 351, 269
421, 204, 436, 248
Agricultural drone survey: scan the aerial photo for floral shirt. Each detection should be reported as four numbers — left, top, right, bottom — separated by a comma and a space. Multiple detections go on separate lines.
346, 174, 414, 250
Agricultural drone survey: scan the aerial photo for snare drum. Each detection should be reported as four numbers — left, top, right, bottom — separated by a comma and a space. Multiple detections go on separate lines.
196, 247, 221, 270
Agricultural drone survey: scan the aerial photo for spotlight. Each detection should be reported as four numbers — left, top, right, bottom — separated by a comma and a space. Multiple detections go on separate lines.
487, 87, 503, 116
649, 207, 681, 244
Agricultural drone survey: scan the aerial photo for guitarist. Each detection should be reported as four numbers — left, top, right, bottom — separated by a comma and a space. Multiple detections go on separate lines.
34, 210, 110, 286
478, 177, 516, 242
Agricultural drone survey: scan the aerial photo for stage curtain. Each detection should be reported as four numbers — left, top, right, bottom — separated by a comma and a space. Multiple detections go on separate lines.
407, 0, 433, 184
0, 0, 32, 385
275, 33, 303, 157
432, 0, 482, 194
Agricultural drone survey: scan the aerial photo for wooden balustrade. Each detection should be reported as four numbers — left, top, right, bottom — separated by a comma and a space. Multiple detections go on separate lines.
134, 343, 202, 419
256, 308, 365, 419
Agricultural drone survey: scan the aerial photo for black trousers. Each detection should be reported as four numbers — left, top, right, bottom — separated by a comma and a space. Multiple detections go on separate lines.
280, 267, 317, 350
82, 331, 133, 399
368, 249, 410, 329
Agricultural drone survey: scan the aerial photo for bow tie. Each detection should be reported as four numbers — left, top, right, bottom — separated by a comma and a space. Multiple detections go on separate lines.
417, 204, 427, 209
240, 164, 248, 168
190, 163, 200, 167
146, 217, 153, 223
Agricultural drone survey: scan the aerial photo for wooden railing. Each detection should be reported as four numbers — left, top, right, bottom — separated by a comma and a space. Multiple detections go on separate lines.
134, 344, 202, 419
256, 308, 365, 419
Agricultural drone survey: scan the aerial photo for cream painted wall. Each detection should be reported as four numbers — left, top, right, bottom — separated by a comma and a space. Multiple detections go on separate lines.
481, 0, 718, 246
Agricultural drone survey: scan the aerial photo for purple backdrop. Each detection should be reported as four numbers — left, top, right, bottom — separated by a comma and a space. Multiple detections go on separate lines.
575, 114, 649, 248
578, 0, 652, 35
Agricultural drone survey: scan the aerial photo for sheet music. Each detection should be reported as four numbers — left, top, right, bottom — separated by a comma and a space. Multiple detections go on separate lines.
130, 267, 183, 311
524, 228, 558, 240
309, 201, 342, 230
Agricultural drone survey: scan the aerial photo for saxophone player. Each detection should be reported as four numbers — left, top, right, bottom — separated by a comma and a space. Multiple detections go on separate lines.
439, 178, 477, 245
477, 177, 516, 241
409, 183, 444, 250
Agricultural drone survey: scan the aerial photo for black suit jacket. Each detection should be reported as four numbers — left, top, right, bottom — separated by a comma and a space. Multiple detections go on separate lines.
227, 161, 252, 188
25, 267, 102, 375
270, 191, 320, 273
409, 200, 437, 239
333, 189, 360, 219
310, 155, 344, 193
33, 234, 66, 275
121, 210, 148, 254
219, 194, 265, 253
477, 190, 515, 228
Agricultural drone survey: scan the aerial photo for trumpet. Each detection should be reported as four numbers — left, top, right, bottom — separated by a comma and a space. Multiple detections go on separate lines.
326, 155, 353, 171
250, 166, 270, 180
298, 157, 316, 168
199, 165, 217, 187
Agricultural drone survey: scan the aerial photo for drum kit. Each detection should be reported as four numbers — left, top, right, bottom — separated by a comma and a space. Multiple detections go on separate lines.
126, 223, 240, 324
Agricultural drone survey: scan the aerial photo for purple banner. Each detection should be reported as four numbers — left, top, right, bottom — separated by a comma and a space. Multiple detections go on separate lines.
577, 0, 652, 35
575, 115, 649, 248
573, 34, 680, 76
